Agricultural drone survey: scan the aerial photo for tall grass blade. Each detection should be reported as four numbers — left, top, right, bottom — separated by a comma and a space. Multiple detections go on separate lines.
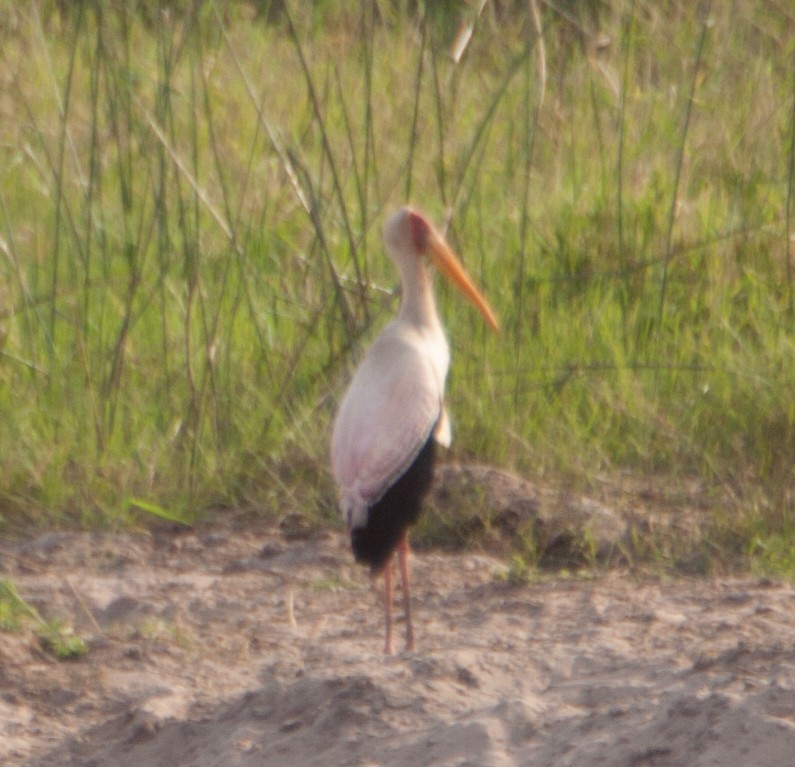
656, 1, 712, 327
785, 42, 795, 317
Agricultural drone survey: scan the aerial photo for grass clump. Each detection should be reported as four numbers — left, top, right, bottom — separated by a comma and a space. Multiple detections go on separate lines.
0, 578, 88, 659
498, 554, 537, 586
0, 2, 793, 573
37, 617, 89, 660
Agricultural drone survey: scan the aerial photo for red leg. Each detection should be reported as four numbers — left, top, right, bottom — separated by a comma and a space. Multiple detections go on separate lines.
383, 555, 394, 655
398, 532, 415, 652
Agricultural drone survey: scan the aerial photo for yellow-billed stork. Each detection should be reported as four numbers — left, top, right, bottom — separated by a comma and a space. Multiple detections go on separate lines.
331, 206, 498, 654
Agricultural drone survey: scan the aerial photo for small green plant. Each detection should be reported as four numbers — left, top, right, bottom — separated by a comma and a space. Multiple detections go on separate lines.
497, 554, 536, 586
0, 578, 88, 659
37, 618, 89, 660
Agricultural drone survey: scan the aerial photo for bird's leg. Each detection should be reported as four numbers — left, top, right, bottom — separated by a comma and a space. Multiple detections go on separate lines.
383, 555, 394, 655
398, 532, 415, 652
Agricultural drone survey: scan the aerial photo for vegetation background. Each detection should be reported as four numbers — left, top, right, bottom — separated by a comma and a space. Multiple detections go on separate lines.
0, 0, 793, 573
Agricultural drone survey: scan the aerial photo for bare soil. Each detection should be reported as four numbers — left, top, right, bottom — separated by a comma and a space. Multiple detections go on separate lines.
1, 505, 794, 766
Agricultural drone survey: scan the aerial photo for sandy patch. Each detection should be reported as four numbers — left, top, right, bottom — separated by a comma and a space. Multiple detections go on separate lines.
1, 526, 794, 766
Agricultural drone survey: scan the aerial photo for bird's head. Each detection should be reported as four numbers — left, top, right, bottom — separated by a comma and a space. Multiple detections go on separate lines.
383, 207, 499, 332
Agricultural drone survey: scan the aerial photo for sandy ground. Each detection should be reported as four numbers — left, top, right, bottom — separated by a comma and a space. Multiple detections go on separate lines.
1, 521, 795, 767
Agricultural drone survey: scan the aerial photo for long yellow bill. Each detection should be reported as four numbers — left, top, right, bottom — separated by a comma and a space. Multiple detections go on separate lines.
427, 230, 499, 332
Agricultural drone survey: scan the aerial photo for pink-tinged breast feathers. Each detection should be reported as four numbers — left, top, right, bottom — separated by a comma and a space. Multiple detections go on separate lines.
331, 340, 443, 511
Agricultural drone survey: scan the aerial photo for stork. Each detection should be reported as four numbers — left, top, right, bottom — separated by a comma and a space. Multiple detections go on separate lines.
331, 206, 498, 654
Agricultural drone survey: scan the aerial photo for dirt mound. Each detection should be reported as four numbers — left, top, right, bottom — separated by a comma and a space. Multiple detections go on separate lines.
1, 526, 794, 766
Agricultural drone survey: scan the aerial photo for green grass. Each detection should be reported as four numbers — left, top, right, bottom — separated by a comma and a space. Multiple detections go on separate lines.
0, 1, 793, 572
0, 578, 87, 658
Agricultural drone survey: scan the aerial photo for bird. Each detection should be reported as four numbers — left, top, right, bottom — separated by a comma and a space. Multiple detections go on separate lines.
331, 206, 498, 654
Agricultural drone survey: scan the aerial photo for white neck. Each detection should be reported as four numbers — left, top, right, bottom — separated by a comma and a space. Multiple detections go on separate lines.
397, 257, 441, 330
